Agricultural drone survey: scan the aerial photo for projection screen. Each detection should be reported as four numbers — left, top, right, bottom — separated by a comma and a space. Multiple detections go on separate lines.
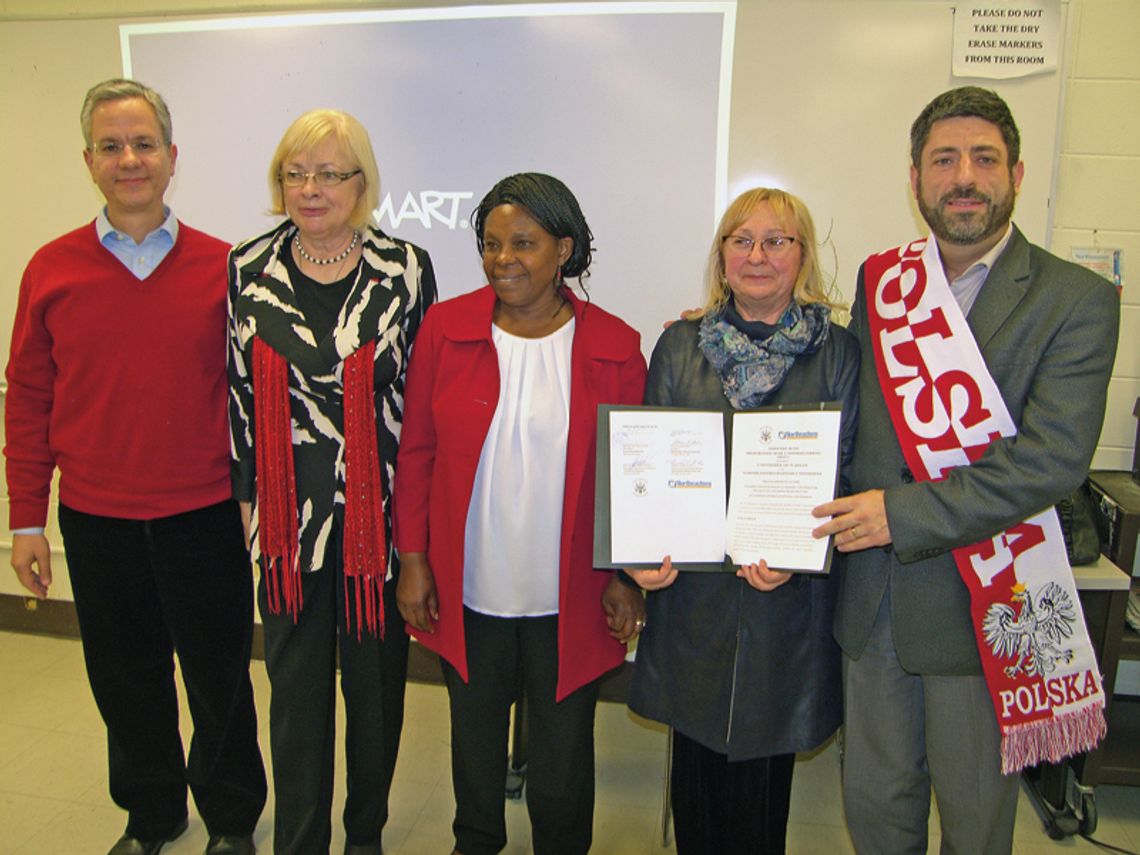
122, 2, 735, 353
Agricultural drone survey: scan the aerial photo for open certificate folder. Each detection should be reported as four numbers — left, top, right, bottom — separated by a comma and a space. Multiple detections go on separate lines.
593, 403, 842, 573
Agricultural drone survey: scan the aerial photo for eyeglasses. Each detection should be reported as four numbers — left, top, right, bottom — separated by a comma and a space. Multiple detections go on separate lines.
280, 169, 362, 187
90, 138, 165, 157
722, 234, 799, 258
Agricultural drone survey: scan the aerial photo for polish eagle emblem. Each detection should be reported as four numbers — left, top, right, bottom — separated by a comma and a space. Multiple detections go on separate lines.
982, 581, 1077, 678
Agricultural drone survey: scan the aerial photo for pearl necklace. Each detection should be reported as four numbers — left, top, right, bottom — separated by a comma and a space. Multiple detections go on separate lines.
294, 230, 359, 265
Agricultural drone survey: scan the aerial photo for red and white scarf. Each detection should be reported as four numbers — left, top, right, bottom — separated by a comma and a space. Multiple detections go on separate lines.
864, 237, 1106, 774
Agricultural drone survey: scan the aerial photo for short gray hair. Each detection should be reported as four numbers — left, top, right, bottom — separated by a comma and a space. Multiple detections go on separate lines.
80, 78, 173, 149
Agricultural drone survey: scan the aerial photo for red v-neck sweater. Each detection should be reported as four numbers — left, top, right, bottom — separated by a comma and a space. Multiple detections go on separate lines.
5, 221, 233, 527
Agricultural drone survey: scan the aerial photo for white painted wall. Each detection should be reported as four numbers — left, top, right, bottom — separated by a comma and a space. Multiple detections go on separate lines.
1050, 0, 1140, 472
1, 0, 1135, 599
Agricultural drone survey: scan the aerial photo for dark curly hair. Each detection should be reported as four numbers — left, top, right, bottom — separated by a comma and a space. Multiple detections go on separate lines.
910, 86, 1021, 169
472, 173, 594, 281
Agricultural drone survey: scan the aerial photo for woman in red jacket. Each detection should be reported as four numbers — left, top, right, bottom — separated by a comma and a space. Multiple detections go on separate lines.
393, 173, 646, 855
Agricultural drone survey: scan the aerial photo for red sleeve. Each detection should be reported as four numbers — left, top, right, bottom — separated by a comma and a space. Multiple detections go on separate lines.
4, 259, 59, 529
392, 304, 441, 552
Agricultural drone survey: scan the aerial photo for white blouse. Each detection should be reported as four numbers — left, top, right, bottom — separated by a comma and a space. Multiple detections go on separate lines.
462, 319, 575, 616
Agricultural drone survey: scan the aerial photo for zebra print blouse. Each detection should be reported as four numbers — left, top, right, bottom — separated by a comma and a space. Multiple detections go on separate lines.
227, 220, 437, 576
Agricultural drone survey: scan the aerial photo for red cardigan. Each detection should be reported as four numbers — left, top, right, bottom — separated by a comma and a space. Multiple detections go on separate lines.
5, 222, 233, 527
394, 286, 647, 700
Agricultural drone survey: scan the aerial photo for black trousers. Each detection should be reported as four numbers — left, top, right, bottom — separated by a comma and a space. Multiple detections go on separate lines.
58, 500, 266, 840
441, 608, 598, 855
670, 730, 795, 855
259, 532, 409, 854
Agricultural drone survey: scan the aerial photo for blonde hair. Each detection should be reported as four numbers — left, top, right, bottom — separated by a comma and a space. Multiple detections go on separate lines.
697, 187, 843, 318
267, 109, 380, 230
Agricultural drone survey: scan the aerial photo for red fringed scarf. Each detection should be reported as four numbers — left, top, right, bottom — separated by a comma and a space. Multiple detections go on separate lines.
342, 339, 388, 638
252, 336, 388, 638
863, 237, 1106, 774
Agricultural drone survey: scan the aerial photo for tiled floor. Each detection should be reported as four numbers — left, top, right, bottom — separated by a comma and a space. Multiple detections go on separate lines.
1, 629, 1138, 854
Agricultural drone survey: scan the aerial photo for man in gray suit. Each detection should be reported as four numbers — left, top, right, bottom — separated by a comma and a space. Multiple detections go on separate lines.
812, 87, 1119, 854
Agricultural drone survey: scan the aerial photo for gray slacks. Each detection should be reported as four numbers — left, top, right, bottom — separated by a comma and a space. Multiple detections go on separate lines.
841, 594, 1019, 855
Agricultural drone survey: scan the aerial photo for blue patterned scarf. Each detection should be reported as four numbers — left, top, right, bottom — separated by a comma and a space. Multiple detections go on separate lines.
698, 301, 831, 409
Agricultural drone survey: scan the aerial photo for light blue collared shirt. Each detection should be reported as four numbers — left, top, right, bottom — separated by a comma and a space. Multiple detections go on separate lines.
940, 222, 1014, 318
95, 206, 179, 280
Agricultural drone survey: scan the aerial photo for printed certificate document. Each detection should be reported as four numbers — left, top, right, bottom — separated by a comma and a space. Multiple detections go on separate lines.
725, 409, 841, 572
594, 404, 841, 573
606, 409, 727, 564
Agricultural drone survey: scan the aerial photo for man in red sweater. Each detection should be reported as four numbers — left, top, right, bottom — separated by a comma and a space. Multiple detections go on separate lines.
4, 79, 265, 855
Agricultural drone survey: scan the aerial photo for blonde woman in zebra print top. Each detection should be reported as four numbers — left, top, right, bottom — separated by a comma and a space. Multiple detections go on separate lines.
227, 109, 436, 855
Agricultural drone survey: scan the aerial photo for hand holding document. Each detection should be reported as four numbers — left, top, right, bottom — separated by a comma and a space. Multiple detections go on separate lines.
594, 405, 842, 573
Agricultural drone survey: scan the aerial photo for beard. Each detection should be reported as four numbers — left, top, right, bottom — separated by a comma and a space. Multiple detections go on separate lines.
916, 178, 1016, 246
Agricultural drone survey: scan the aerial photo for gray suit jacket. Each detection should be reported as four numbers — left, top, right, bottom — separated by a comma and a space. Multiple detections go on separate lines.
833, 226, 1120, 675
